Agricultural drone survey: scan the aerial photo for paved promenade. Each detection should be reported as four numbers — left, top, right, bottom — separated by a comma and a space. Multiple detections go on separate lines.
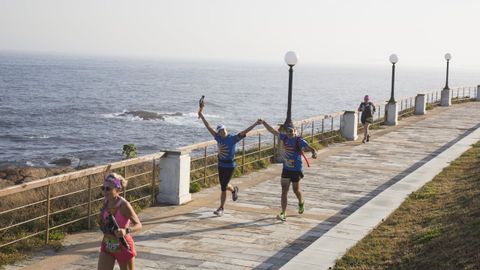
4, 101, 480, 270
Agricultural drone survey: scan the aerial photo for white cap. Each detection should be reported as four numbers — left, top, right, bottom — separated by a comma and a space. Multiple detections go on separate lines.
216, 124, 226, 133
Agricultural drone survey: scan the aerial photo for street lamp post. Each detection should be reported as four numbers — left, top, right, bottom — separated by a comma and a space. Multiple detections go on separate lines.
388, 54, 398, 104
385, 53, 399, 126
443, 53, 452, 90
440, 53, 452, 106
284, 51, 298, 128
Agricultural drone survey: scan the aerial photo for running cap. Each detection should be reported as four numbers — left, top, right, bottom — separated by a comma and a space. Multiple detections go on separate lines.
104, 175, 122, 189
216, 124, 226, 133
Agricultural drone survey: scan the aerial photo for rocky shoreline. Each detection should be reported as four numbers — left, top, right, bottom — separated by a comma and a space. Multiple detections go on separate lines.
0, 166, 76, 189
0, 157, 96, 189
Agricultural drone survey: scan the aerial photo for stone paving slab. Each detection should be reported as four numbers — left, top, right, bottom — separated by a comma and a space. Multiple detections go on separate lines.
3, 102, 480, 270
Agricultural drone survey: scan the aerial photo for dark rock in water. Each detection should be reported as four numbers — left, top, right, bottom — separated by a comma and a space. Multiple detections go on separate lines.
49, 158, 72, 166
120, 110, 183, 121
121, 110, 165, 120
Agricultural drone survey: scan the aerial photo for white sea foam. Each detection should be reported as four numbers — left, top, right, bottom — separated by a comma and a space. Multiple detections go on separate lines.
27, 134, 50, 139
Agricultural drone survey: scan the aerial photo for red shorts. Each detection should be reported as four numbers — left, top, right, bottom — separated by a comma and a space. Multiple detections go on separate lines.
100, 234, 136, 263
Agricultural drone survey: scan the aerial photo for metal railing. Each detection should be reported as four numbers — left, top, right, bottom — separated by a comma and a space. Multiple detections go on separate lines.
450, 86, 477, 103
180, 112, 345, 185
0, 152, 164, 249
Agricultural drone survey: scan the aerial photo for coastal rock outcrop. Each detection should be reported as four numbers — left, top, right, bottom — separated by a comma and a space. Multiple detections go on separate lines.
119, 110, 182, 121
0, 166, 75, 187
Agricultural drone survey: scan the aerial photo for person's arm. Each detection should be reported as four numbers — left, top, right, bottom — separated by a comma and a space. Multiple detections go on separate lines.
198, 111, 216, 137
372, 103, 376, 112
303, 140, 317, 159
306, 144, 317, 159
300, 138, 317, 159
116, 202, 142, 237
261, 120, 280, 137
238, 119, 262, 137
358, 103, 363, 112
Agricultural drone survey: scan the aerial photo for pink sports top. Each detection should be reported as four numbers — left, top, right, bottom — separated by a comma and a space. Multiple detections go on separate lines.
102, 196, 130, 230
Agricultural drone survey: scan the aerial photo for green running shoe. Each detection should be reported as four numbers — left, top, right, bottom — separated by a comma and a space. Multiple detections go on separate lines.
277, 212, 287, 221
298, 201, 305, 214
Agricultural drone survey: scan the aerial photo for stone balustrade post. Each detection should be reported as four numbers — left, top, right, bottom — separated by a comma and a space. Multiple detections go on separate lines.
341, 111, 358, 140
157, 150, 192, 205
415, 94, 426, 115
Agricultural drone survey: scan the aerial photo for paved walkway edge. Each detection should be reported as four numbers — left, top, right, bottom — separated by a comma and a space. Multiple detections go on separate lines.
281, 125, 480, 270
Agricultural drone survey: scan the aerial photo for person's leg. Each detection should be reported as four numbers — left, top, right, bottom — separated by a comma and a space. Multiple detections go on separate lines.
292, 181, 303, 205
214, 167, 227, 216
98, 251, 115, 270
118, 258, 134, 270
219, 168, 234, 208
280, 178, 291, 213
365, 123, 370, 141
363, 123, 368, 142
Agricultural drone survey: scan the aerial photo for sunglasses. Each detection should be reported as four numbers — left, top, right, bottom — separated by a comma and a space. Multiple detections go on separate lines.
100, 186, 113, 192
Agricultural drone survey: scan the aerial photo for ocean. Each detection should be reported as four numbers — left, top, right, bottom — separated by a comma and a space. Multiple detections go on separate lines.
0, 53, 478, 167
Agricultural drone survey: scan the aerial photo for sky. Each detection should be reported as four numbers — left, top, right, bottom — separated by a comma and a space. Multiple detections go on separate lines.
0, 0, 479, 69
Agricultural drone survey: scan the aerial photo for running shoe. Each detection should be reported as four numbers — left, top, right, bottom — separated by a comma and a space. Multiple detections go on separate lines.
367, 134, 370, 142
213, 207, 224, 217
232, 186, 239, 201
298, 200, 305, 214
277, 212, 287, 221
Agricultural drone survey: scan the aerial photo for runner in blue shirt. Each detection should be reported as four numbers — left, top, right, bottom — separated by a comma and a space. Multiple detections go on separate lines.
261, 119, 317, 221
198, 110, 261, 216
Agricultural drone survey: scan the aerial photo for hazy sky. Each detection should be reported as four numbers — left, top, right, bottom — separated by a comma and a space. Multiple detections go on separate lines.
1, 0, 479, 68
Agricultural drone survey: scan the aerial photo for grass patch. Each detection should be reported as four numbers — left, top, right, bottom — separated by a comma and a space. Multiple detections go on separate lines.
333, 141, 480, 269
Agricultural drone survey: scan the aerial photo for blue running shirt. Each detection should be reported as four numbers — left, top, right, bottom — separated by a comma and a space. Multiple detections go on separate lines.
279, 133, 308, 172
215, 133, 246, 168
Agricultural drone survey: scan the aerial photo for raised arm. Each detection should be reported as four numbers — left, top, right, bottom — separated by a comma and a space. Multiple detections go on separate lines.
198, 111, 216, 137
261, 119, 280, 137
239, 119, 262, 137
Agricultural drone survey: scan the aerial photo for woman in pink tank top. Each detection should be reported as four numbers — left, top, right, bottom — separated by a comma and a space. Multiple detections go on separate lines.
97, 173, 142, 270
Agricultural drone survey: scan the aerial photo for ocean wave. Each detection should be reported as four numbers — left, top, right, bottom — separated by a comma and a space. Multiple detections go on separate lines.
0, 134, 51, 142
101, 109, 223, 126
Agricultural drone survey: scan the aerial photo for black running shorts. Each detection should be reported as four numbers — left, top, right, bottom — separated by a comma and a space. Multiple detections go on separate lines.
281, 169, 304, 182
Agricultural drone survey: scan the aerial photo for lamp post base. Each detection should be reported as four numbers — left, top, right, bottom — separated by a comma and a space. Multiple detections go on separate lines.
385, 102, 398, 126
441, 89, 451, 106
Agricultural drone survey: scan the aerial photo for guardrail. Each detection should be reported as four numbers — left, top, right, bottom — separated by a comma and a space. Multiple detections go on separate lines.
450, 86, 477, 103
180, 112, 345, 185
0, 152, 164, 249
